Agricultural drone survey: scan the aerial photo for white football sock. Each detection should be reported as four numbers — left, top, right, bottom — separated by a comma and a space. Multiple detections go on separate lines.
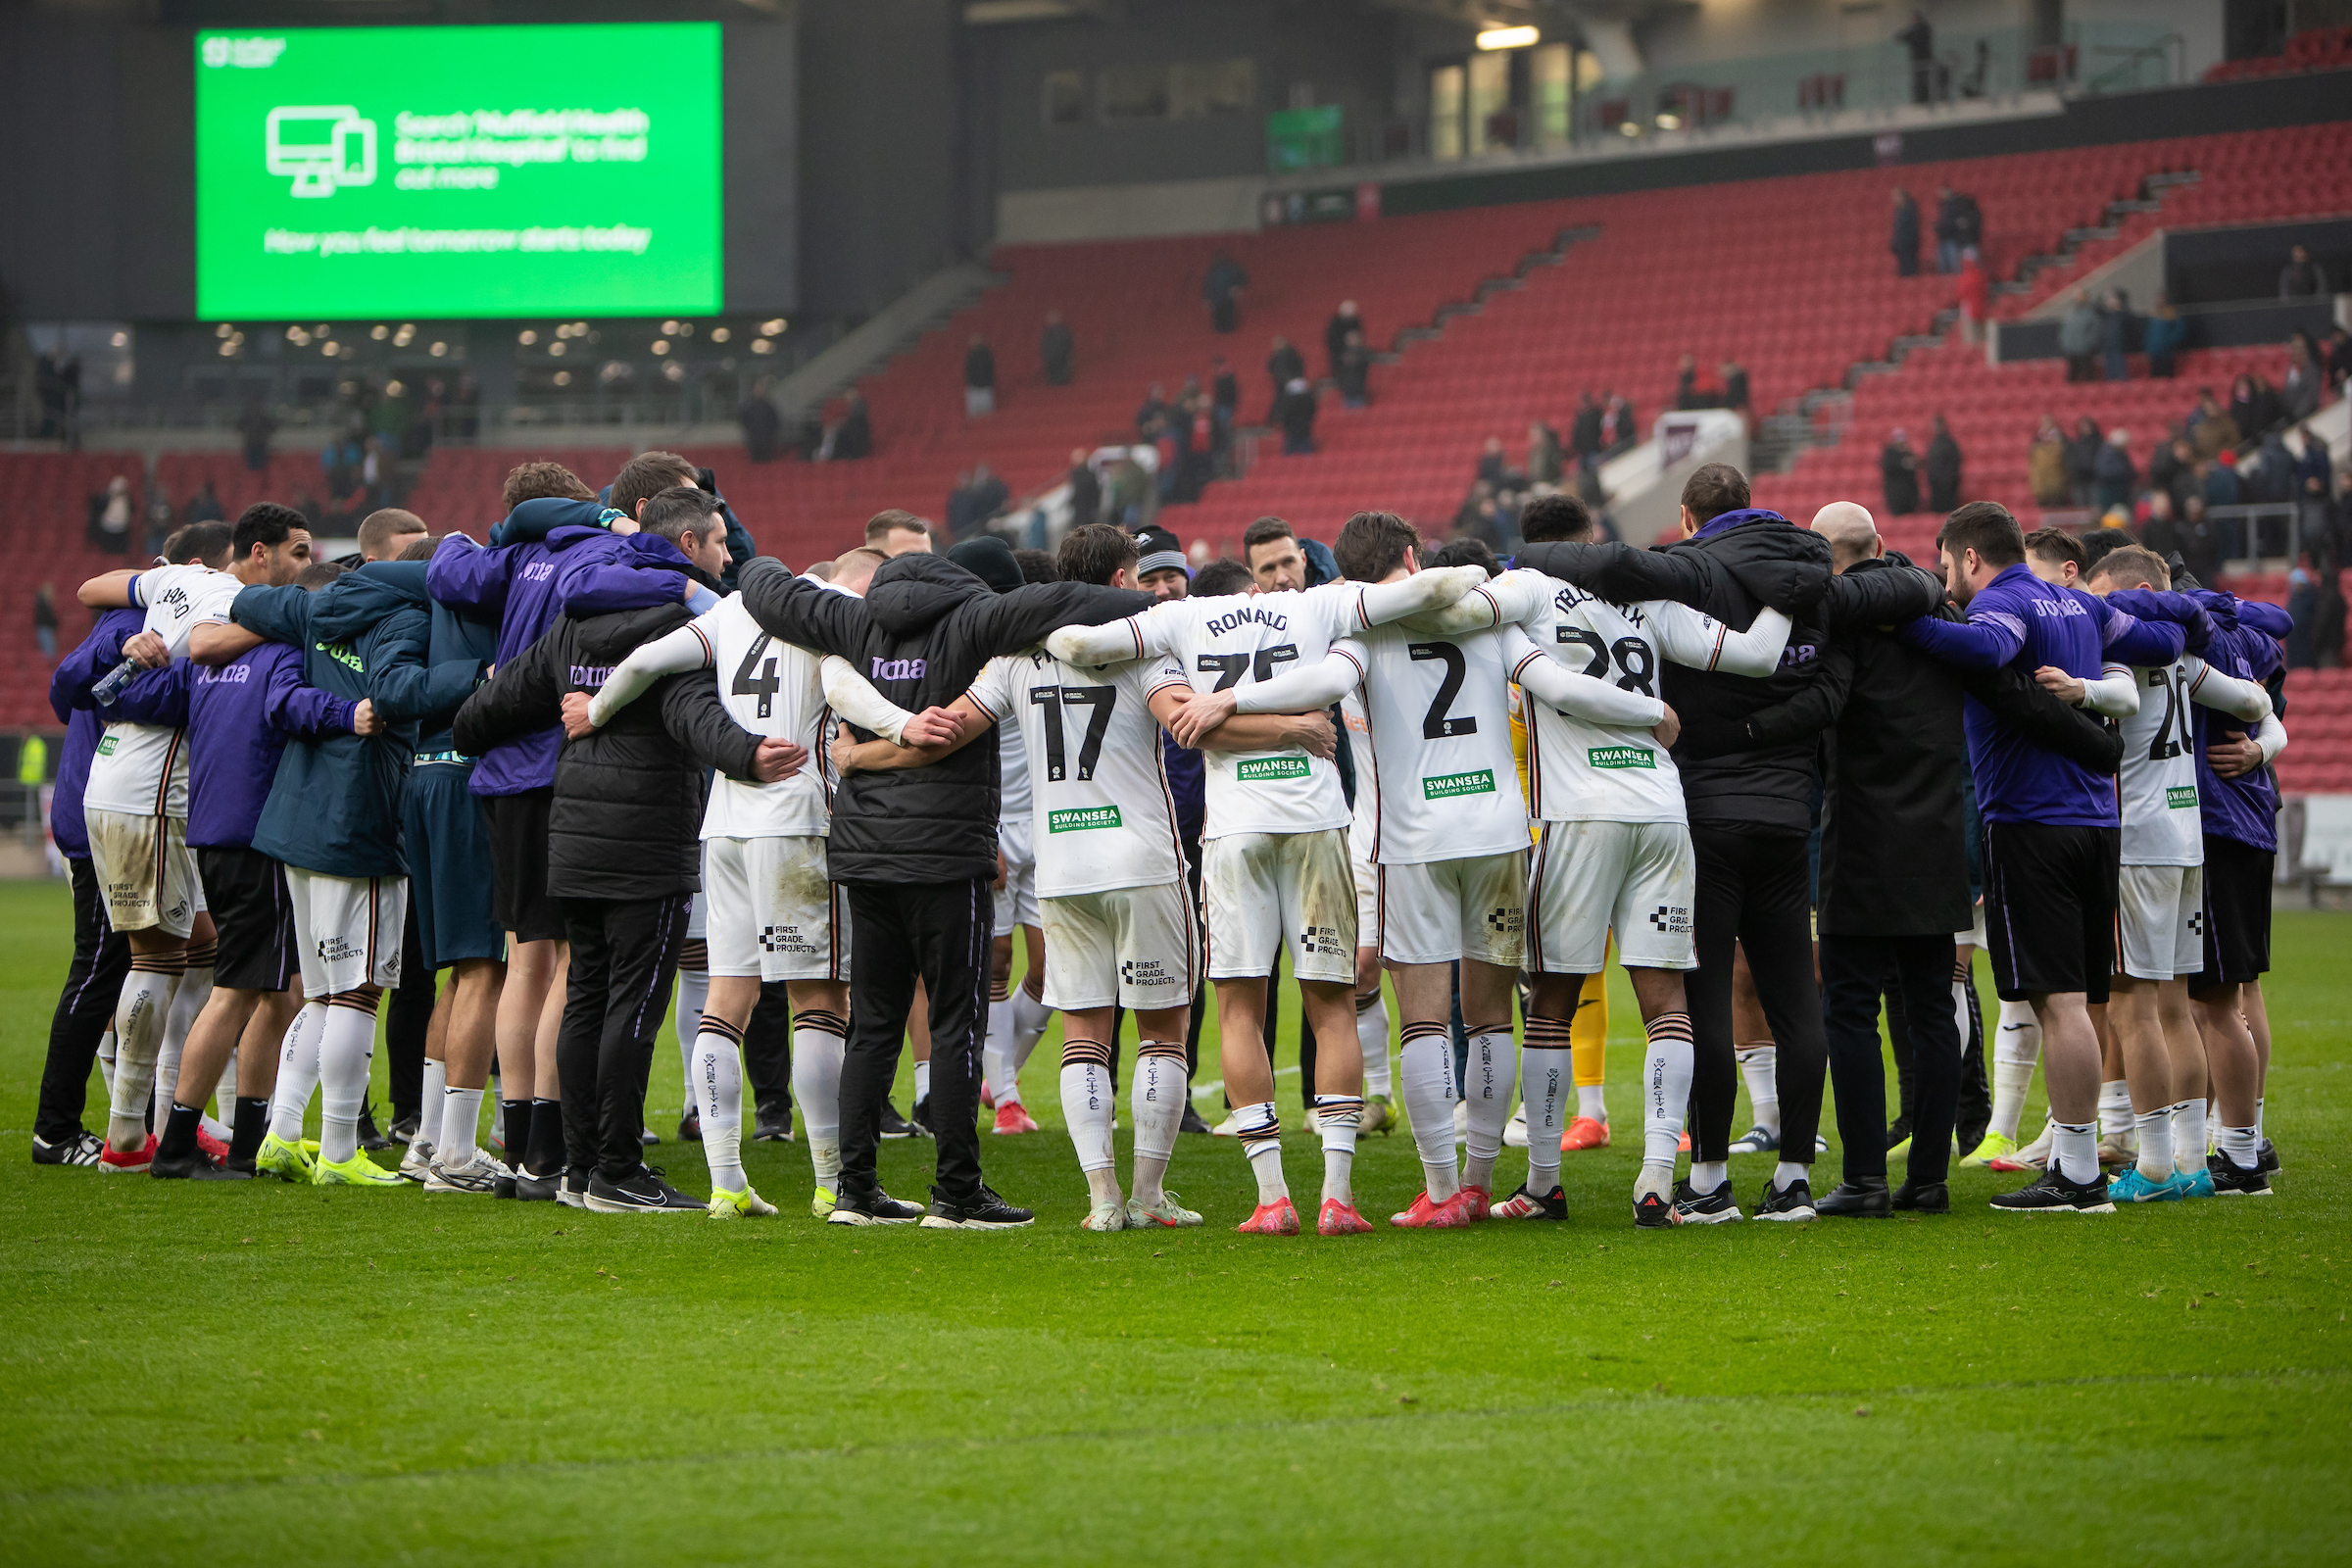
694, 1020, 746, 1193
1576, 1083, 1607, 1123
149, 969, 193, 1138
419, 1057, 447, 1150
1460, 1029, 1515, 1194
105, 962, 178, 1150
1737, 1046, 1780, 1137
2132, 1105, 2173, 1183
1355, 986, 1391, 1098
1399, 1023, 1460, 1200
1690, 1158, 1728, 1192
2218, 1123, 2258, 1169
674, 967, 708, 1099
160, 955, 211, 1127
269, 1002, 327, 1144
2172, 1099, 2208, 1174
1521, 1018, 1572, 1198
1316, 1094, 1361, 1205
1129, 1043, 1186, 1207
2051, 1119, 2099, 1185
1989, 1000, 2041, 1141
912, 1059, 931, 1107
1642, 1011, 1694, 1200
1010, 989, 1053, 1084
2097, 1080, 2133, 1139
1773, 1160, 1807, 1192
2253, 1096, 2265, 1142
791, 1014, 847, 1193
440, 1087, 483, 1163
1233, 1100, 1287, 1205
984, 993, 1016, 1104
97, 1028, 117, 1100
316, 1002, 378, 1166
1059, 1040, 1119, 1203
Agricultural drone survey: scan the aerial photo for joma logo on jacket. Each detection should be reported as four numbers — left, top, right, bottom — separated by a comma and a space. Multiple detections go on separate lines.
869, 656, 926, 681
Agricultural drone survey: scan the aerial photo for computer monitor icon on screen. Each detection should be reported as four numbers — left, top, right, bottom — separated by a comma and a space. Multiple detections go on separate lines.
266, 106, 376, 197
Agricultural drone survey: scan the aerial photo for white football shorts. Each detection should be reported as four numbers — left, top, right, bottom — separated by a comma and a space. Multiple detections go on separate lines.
1040, 879, 1199, 1012
1202, 828, 1356, 985
1377, 851, 1528, 967
992, 817, 1040, 937
2117, 861, 2204, 981
705, 834, 850, 983
85, 808, 198, 940
1527, 818, 1696, 974
285, 866, 406, 997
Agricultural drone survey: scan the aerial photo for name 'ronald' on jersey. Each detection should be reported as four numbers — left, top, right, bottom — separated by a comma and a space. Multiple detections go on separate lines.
1117, 583, 1381, 840
688, 592, 835, 840
2109, 653, 2212, 867
1513, 580, 1729, 825
1348, 624, 1528, 864
967, 650, 1188, 897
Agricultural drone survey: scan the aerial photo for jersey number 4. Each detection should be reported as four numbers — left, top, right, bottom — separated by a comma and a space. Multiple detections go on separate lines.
1030, 686, 1116, 781
731, 635, 782, 719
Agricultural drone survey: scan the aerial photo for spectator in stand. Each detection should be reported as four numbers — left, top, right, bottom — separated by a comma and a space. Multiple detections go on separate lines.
2065, 416, 2104, 507
142, 485, 174, 559
2204, 452, 2244, 508
2029, 416, 2070, 508
2098, 288, 2135, 382
1135, 383, 1168, 438
33, 582, 59, 663
1477, 436, 1512, 488
2149, 428, 2185, 502
86, 474, 133, 554
2142, 294, 2186, 378
2094, 429, 2137, 512
1934, 184, 1980, 274
963, 336, 997, 418
1526, 419, 1564, 485
2284, 560, 2321, 668
2229, 373, 2273, 442
2178, 494, 2221, 586
1674, 354, 1699, 409
1275, 377, 1318, 456
1334, 330, 1372, 408
1066, 448, 1102, 529
964, 464, 1007, 538
1040, 311, 1074, 386
237, 395, 276, 473
1209, 357, 1239, 421
1889, 187, 1921, 276
1203, 252, 1249, 333
1722, 359, 1751, 425
2294, 424, 2333, 541
1927, 415, 1964, 512
183, 479, 225, 526
2279, 243, 2329, 300
2325, 325, 2352, 393
1324, 300, 1362, 376
2190, 388, 2239, 459
1899, 11, 1936, 104
2142, 489, 2180, 556
1881, 427, 1922, 515
832, 390, 872, 461
1956, 249, 1988, 344
1601, 391, 1639, 454
2283, 331, 2323, 423
1571, 390, 1604, 468
737, 376, 781, 463
2058, 289, 2101, 382
1265, 336, 1304, 415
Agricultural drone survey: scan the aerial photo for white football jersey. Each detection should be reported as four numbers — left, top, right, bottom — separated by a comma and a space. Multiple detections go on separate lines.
1118, 583, 1379, 840
2109, 656, 2206, 867
688, 591, 837, 840
968, 651, 1189, 897
1511, 581, 1726, 825
998, 711, 1032, 825
81, 564, 230, 819
1348, 624, 1529, 865
1341, 691, 1378, 854
137, 563, 243, 658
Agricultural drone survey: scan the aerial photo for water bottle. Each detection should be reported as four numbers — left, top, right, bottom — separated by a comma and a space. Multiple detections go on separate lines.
90, 656, 143, 708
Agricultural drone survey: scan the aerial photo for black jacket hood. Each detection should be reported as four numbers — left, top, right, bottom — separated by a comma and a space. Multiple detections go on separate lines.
1683, 511, 1833, 618
866, 554, 992, 637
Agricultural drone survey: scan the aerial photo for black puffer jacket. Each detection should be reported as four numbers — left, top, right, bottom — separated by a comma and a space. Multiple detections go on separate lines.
452, 602, 761, 902
737, 554, 1152, 883
1520, 511, 1838, 834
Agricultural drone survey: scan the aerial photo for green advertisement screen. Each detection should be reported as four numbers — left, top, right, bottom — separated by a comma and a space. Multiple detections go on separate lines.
195, 24, 722, 319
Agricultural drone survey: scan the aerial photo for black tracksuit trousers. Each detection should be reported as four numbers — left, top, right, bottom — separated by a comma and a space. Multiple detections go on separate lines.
36, 857, 130, 1144
1822, 932, 1962, 1187
385, 900, 433, 1127
842, 877, 993, 1204
559, 894, 691, 1182
1688, 825, 1828, 1166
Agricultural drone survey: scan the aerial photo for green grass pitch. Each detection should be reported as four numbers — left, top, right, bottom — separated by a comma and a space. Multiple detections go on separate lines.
1, 877, 2346, 1563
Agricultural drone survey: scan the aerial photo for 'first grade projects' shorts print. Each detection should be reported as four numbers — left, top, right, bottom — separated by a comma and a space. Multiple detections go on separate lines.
1201, 828, 1356, 986
1040, 879, 1199, 1011
1376, 851, 1527, 967
704, 834, 851, 983
86, 808, 197, 939
1527, 818, 1695, 973
286, 867, 406, 998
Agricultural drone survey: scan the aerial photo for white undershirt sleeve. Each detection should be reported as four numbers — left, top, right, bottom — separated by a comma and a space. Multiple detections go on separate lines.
818, 655, 915, 745
2183, 654, 2274, 723
1235, 640, 1366, 713
1501, 624, 1667, 728
2077, 663, 2140, 717
585, 619, 713, 728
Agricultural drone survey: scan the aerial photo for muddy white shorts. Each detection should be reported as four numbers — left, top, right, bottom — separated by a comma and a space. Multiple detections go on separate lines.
1041, 879, 1199, 1012
1202, 828, 1355, 985
992, 817, 1040, 937
1352, 838, 1377, 947
1527, 818, 1696, 974
285, 866, 406, 997
85, 808, 197, 939
1376, 851, 1527, 967
2118, 861, 2204, 981
705, 834, 850, 983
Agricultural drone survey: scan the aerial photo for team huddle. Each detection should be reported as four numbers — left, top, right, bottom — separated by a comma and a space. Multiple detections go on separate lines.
31, 450, 2292, 1233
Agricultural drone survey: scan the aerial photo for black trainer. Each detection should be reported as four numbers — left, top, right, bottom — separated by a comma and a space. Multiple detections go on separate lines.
2255, 1138, 2280, 1175
583, 1166, 702, 1213
921, 1185, 1034, 1230
1990, 1166, 2115, 1213
151, 1148, 252, 1181
389, 1113, 420, 1147
2207, 1152, 2274, 1198
357, 1102, 393, 1152
493, 1164, 519, 1200
638, 1126, 661, 1147
1890, 1179, 1949, 1213
1816, 1177, 1890, 1217
677, 1109, 702, 1143
1755, 1176, 1818, 1221
1672, 1178, 1743, 1224
753, 1102, 794, 1143
878, 1101, 926, 1140
1178, 1103, 1215, 1136
1633, 1192, 1681, 1229
826, 1187, 926, 1226
31, 1130, 106, 1167
514, 1167, 561, 1201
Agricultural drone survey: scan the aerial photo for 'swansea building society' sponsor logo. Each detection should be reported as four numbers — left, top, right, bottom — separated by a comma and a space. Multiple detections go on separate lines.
2167, 785, 2199, 809
1049, 806, 1122, 834
1589, 745, 1655, 770
1237, 757, 1310, 781
1422, 768, 1495, 800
